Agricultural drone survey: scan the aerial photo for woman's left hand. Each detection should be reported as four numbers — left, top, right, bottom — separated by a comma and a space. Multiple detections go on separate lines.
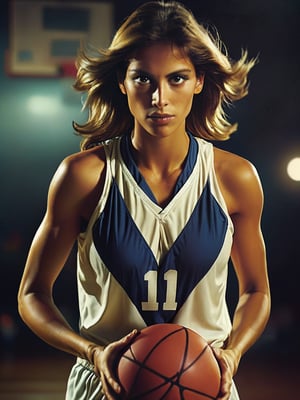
212, 347, 241, 400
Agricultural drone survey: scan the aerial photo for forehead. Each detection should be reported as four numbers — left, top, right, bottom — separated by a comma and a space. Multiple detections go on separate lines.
127, 42, 195, 72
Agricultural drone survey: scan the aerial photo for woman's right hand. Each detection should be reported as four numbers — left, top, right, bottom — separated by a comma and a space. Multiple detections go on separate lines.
92, 329, 139, 399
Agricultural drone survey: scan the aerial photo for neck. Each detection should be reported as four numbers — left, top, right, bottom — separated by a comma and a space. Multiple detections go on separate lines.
131, 130, 190, 176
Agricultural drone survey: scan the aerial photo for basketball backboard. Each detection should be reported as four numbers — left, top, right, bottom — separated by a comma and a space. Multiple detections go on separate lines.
7, 0, 114, 77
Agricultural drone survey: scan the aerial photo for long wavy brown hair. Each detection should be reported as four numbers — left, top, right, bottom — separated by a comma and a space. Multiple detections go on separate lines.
73, 1, 257, 150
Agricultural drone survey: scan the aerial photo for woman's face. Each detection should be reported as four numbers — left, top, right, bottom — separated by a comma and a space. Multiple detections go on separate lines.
119, 42, 204, 139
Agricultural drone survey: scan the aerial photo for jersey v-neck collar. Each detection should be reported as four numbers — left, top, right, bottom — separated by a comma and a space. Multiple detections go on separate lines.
120, 132, 198, 206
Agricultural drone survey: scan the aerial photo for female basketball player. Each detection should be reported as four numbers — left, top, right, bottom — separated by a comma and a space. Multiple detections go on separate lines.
18, 2, 270, 399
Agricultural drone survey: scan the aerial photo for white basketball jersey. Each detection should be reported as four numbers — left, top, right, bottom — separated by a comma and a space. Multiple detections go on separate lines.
76, 134, 234, 348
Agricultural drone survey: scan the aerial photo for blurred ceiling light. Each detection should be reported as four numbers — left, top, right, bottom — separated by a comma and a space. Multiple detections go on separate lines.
287, 157, 300, 182
27, 95, 61, 115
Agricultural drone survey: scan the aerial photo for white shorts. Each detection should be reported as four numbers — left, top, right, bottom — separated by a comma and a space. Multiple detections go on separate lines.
65, 358, 105, 400
65, 358, 240, 400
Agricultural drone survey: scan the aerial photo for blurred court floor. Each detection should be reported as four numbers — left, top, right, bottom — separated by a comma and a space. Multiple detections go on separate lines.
0, 349, 299, 400
0, 352, 73, 400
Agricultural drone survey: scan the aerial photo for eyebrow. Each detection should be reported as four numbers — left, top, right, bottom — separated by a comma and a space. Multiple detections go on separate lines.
128, 68, 193, 77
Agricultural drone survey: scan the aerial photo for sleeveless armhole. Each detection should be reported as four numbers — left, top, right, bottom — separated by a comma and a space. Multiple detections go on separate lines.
209, 146, 234, 235
78, 140, 115, 240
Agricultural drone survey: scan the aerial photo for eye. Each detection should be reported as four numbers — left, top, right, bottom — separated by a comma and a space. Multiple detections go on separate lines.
134, 75, 151, 85
169, 75, 188, 85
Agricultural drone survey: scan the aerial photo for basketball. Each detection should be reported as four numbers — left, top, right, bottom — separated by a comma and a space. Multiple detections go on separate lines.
116, 323, 221, 399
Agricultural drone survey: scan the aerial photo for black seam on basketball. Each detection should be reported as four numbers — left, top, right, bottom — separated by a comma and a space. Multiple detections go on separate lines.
129, 380, 174, 399
177, 327, 190, 400
126, 326, 185, 395
179, 345, 218, 399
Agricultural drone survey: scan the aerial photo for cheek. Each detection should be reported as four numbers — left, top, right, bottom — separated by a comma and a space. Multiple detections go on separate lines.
126, 89, 150, 112
176, 89, 196, 113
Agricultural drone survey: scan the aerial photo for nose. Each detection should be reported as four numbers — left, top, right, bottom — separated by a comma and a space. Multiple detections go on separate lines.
151, 83, 168, 109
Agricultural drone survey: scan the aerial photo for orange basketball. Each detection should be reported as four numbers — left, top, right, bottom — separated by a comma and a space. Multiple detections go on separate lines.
117, 323, 221, 399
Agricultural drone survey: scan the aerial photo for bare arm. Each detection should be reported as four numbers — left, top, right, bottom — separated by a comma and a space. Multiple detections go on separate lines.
227, 180, 270, 361
18, 151, 102, 361
214, 150, 271, 399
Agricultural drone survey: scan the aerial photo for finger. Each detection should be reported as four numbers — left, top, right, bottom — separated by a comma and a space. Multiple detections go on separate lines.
211, 348, 232, 400
217, 379, 232, 400
101, 362, 122, 395
101, 371, 120, 400
211, 346, 222, 362
120, 329, 139, 346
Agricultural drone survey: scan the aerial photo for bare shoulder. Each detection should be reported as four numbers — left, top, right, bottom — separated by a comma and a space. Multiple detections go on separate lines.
213, 146, 260, 184
48, 145, 107, 222
213, 146, 264, 216
59, 145, 106, 182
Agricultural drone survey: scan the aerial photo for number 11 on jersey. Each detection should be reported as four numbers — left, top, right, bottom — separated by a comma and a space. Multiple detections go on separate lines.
141, 270, 178, 311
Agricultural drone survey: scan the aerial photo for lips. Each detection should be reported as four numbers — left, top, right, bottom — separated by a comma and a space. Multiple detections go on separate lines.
147, 113, 175, 125
148, 113, 174, 119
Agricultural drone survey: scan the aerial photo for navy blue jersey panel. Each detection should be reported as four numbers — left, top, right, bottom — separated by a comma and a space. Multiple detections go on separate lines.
173, 133, 198, 194
159, 181, 228, 313
92, 181, 157, 313
120, 134, 157, 203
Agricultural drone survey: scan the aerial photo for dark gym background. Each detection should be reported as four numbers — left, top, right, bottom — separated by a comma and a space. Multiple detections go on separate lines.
0, 0, 299, 399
